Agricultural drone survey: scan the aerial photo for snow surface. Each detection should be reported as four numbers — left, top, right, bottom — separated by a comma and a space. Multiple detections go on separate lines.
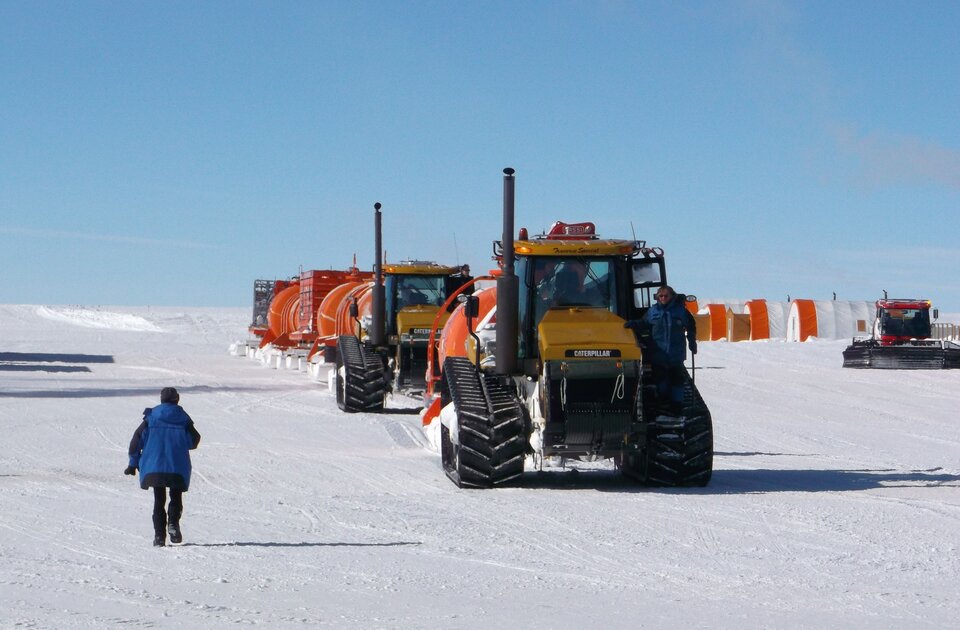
1, 304, 959, 629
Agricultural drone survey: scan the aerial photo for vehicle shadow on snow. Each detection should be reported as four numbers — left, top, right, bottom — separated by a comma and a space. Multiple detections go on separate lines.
183, 541, 422, 548
715, 451, 818, 457
509, 466, 960, 494
708, 467, 960, 494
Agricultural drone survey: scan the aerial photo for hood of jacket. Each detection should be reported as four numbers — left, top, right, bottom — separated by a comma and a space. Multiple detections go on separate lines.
149, 402, 191, 428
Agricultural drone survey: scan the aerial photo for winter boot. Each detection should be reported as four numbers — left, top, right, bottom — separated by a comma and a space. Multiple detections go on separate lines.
152, 511, 167, 547
167, 498, 183, 544
167, 521, 182, 544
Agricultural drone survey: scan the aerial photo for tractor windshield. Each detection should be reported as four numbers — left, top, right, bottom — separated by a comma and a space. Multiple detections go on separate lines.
385, 274, 447, 334
516, 256, 618, 358
879, 307, 931, 338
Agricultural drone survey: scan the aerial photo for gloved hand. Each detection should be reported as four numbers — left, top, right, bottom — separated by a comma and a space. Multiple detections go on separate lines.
124, 466, 137, 476
689, 341, 698, 355
623, 319, 647, 330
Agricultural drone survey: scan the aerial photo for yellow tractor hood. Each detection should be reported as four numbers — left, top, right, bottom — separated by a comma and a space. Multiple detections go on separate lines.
538, 308, 642, 361
397, 306, 448, 341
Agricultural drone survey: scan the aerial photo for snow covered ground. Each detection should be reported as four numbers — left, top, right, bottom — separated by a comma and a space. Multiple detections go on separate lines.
1, 304, 958, 629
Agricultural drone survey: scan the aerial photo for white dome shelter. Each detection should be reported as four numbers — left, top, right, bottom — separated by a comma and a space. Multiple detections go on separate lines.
787, 300, 876, 341
743, 300, 792, 340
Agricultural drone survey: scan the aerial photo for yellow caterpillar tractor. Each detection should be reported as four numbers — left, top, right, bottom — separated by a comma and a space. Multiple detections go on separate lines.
330, 203, 468, 412
428, 169, 713, 488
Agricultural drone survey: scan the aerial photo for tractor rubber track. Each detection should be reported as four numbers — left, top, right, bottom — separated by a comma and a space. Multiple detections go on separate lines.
441, 357, 526, 488
645, 377, 713, 486
624, 371, 713, 487
843, 339, 960, 369
336, 335, 386, 413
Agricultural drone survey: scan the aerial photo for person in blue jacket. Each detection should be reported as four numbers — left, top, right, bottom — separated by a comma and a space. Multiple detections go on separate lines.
626, 285, 697, 416
125, 387, 201, 546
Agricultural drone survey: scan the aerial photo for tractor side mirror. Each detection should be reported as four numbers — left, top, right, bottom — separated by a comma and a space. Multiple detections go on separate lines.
463, 295, 480, 320
462, 294, 482, 367
933, 308, 939, 321
349, 300, 359, 319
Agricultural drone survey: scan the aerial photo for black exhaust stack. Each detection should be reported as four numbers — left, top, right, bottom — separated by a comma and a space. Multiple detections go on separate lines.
496, 168, 518, 375
370, 202, 385, 347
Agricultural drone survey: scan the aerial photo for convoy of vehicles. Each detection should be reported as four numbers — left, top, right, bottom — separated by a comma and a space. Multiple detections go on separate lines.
243, 167, 956, 488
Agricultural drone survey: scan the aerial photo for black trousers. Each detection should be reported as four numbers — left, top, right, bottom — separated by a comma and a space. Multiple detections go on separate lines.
651, 362, 689, 409
152, 486, 183, 534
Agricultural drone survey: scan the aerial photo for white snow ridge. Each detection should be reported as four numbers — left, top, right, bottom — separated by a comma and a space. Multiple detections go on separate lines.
0, 303, 958, 629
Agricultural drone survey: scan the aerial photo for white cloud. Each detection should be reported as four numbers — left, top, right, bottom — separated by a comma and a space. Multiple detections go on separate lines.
0, 226, 219, 250
835, 127, 960, 190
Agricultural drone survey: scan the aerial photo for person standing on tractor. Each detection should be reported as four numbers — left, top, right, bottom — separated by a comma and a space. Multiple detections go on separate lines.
627, 285, 697, 416
454, 264, 474, 295
124, 387, 201, 546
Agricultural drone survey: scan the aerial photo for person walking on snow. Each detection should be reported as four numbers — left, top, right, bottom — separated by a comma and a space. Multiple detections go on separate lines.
125, 387, 201, 546
625, 285, 697, 416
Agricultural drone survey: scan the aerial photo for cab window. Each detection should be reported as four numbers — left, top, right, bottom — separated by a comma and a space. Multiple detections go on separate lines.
517, 256, 618, 358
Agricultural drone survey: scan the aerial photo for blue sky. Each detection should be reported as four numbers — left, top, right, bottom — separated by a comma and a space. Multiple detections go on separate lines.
2, 1, 959, 311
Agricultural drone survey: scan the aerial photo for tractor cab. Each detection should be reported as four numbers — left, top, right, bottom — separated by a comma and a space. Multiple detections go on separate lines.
383, 261, 461, 391
383, 261, 460, 338
875, 299, 934, 345
504, 221, 667, 376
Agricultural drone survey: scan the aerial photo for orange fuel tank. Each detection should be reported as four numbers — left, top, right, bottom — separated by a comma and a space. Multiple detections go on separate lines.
423, 282, 496, 424
306, 282, 373, 361
340, 285, 374, 336
317, 281, 368, 338
327, 282, 373, 339
282, 292, 300, 338
289, 268, 373, 344
437, 285, 497, 365
260, 282, 301, 349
